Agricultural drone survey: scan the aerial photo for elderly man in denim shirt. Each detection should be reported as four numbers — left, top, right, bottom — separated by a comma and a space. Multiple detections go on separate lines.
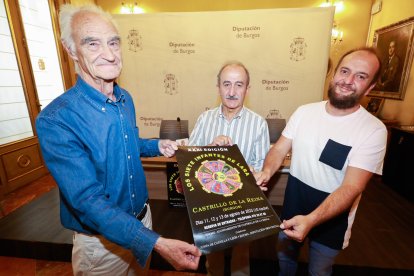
36, 4, 200, 275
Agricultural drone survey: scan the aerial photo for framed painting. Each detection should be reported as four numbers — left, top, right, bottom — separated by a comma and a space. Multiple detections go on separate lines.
370, 17, 414, 100
365, 97, 384, 116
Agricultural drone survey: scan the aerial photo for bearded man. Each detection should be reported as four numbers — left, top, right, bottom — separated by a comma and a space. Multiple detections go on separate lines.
255, 48, 387, 276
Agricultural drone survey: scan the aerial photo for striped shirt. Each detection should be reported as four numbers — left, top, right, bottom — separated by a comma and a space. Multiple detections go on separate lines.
189, 105, 270, 171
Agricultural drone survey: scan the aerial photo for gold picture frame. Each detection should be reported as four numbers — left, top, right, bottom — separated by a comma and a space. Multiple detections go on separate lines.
370, 16, 414, 100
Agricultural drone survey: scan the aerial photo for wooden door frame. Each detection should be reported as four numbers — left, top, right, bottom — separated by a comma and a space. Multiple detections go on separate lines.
0, 0, 73, 195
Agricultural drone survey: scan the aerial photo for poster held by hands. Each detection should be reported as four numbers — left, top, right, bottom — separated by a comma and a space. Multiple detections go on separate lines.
175, 145, 281, 254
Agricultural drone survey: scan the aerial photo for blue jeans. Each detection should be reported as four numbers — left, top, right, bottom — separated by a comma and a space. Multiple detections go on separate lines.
277, 231, 340, 276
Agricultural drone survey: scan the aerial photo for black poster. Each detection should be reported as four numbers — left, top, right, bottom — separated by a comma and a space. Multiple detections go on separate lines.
166, 162, 186, 208
175, 145, 281, 254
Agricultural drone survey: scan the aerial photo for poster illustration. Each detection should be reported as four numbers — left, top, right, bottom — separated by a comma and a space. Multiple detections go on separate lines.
175, 145, 281, 254
166, 162, 186, 208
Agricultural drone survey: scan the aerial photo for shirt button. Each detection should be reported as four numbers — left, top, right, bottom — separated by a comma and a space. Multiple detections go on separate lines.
101, 107, 106, 111
125, 135, 128, 139
128, 155, 131, 159
130, 175, 133, 179
133, 212, 136, 216
132, 194, 135, 198
108, 100, 112, 103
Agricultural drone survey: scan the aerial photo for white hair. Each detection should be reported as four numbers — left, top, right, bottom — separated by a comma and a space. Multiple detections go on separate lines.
59, 4, 119, 53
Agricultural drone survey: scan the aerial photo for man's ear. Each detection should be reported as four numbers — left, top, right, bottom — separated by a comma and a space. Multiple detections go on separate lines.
62, 42, 78, 61
246, 85, 250, 95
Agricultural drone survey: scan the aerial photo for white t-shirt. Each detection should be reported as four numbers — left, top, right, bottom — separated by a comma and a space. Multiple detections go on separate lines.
281, 101, 387, 249
283, 101, 387, 193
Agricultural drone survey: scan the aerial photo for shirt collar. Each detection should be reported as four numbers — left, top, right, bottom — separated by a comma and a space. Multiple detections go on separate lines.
218, 104, 245, 120
76, 76, 125, 105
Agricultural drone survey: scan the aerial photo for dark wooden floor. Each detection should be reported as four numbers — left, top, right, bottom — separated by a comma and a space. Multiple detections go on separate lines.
0, 175, 413, 275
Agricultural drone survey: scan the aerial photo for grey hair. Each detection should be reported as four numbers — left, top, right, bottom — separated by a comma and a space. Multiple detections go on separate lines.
59, 4, 119, 53
217, 61, 250, 86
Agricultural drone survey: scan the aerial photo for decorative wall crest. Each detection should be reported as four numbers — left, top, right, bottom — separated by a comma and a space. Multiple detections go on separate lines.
127, 29, 142, 52
164, 73, 178, 95
290, 37, 307, 61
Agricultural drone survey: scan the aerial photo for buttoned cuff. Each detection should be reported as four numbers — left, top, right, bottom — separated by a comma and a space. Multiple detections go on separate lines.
131, 226, 160, 267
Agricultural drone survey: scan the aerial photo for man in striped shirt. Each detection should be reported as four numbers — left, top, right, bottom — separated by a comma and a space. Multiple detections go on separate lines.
189, 61, 270, 276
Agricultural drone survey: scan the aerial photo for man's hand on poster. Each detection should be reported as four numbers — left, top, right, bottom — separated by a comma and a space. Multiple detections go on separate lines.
209, 135, 233, 146
254, 170, 271, 191
279, 215, 313, 243
154, 237, 202, 271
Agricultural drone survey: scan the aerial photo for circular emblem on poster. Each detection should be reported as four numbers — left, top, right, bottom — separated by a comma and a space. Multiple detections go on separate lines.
195, 160, 242, 197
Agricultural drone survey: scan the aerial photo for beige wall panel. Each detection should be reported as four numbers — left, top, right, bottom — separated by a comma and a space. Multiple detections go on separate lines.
114, 7, 334, 138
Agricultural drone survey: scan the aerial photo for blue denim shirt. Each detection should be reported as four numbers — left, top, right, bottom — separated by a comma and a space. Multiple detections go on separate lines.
36, 77, 160, 266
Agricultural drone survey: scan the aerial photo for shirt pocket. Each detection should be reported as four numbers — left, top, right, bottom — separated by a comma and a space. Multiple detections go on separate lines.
319, 139, 351, 170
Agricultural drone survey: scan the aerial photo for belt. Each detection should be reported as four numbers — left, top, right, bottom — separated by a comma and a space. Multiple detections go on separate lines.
136, 200, 149, 221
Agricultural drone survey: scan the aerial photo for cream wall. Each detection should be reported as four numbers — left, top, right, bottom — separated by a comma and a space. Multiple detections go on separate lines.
368, 0, 414, 125
114, 8, 333, 137
96, 0, 372, 63
97, 0, 335, 13
70, 0, 96, 5
95, 0, 414, 125
96, 0, 373, 98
